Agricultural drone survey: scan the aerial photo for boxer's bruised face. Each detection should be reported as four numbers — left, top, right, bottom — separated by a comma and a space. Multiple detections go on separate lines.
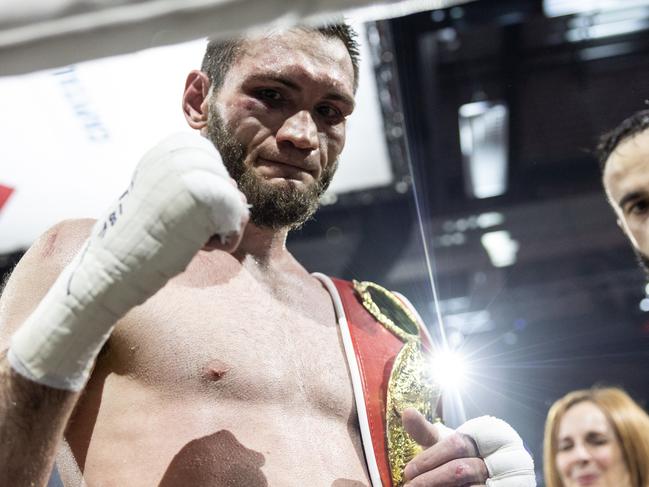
206, 29, 355, 229
603, 129, 649, 268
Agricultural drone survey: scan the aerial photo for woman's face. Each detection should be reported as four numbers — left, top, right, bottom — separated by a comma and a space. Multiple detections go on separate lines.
555, 401, 631, 487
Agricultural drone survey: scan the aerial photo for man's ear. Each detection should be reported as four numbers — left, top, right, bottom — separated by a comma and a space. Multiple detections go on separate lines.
183, 70, 211, 131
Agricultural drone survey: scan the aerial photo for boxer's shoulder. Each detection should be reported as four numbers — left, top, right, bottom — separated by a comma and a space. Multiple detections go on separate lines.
24, 218, 94, 265
0, 219, 95, 345
5, 217, 93, 284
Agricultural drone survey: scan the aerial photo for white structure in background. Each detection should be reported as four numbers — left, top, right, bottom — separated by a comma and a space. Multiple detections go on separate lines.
0, 0, 472, 76
458, 100, 509, 200
544, 0, 649, 44
544, 0, 649, 17
480, 230, 519, 268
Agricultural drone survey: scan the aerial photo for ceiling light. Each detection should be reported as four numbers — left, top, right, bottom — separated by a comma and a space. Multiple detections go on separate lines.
459, 100, 509, 199
476, 212, 505, 229
481, 230, 519, 267
566, 18, 649, 42
544, 0, 649, 17
640, 298, 649, 312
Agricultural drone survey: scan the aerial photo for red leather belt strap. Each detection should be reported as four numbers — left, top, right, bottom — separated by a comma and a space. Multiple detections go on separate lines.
330, 277, 403, 487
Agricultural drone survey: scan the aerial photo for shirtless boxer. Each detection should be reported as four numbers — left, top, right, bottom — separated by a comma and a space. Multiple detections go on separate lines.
600, 110, 649, 276
0, 23, 534, 487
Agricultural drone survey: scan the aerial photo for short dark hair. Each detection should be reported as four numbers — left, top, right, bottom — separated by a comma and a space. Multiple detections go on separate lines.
201, 22, 360, 93
596, 109, 649, 170
598, 110, 649, 281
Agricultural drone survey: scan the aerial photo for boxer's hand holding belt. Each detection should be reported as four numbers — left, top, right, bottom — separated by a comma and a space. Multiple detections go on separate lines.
8, 133, 249, 391
402, 409, 536, 486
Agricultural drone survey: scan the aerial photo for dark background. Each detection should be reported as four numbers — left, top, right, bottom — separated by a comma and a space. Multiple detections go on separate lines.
3, 0, 649, 485
288, 0, 649, 483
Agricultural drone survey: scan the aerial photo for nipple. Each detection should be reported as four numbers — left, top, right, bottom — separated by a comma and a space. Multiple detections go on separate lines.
202, 359, 230, 381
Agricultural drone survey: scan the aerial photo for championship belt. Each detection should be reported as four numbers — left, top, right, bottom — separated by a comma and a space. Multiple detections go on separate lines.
315, 274, 442, 487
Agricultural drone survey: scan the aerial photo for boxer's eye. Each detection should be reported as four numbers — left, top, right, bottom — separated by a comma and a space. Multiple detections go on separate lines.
256, 88, 283, 103
316, 104, 343, 123
626, 198, 649, 216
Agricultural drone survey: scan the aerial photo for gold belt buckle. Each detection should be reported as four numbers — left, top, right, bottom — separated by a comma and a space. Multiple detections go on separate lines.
353, 280, 442, 487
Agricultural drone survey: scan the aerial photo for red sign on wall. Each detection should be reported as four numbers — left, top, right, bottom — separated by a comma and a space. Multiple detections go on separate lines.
0, 184, 15, 212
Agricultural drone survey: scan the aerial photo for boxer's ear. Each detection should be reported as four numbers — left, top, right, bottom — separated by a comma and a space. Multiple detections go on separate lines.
183, 70, 210, 130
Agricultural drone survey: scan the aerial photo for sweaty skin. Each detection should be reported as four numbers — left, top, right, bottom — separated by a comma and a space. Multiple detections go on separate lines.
67, 220, 368, 486
2, 218, 369, 487
0, 28, 493, 487
0, 31, 368, 487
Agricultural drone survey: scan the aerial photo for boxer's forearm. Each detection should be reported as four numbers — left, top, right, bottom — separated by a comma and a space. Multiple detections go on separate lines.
0, 353, 78, 487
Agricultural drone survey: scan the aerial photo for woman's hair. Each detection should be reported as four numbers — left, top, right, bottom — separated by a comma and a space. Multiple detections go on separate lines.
543, 387, 649, 487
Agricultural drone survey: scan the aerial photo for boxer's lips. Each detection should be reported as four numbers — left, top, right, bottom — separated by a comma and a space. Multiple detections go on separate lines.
257, 157, 314, 180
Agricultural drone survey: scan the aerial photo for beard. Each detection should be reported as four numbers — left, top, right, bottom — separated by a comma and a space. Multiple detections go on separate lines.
633, 246, 649, 281
206, 111, 337, 230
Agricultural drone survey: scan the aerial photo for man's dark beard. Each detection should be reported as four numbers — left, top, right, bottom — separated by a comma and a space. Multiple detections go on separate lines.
207, 111, 336, 230
633, 246, 649, 281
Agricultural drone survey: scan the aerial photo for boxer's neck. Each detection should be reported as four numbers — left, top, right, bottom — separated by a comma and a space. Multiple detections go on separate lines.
233, 223, 290, 266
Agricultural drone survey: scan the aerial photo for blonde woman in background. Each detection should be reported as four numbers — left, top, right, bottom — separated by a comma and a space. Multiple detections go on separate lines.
544, 387, 649, 487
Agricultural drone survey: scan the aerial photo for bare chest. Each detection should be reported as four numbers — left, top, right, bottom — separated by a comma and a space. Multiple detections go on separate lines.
104, 272, 353, 417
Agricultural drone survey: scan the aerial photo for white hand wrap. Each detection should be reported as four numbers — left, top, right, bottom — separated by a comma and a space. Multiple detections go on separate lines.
8, 132, 248, 391
457, 416, 536, 487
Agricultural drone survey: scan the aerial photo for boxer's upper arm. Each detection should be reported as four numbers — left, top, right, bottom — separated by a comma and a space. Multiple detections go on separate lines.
0, 219, 93, 351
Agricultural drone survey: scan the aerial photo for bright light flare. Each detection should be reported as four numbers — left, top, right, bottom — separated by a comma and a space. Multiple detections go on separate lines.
431, 349, 469, 392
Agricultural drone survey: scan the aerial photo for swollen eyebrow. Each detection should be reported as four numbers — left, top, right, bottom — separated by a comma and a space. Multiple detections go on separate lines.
247, 74, 300, 91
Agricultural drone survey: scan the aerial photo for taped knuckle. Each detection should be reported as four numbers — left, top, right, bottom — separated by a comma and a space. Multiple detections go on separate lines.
186, 172, 239, 203
486, 473, 537, 487
157, 132, 223, 168
485, 447, 535, 481
457, 416, 522, 457
140, 133, 227, 185
182, 170, 225, 204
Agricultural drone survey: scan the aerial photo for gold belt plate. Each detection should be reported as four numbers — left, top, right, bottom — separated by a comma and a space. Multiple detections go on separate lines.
353, 280, 442, 487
